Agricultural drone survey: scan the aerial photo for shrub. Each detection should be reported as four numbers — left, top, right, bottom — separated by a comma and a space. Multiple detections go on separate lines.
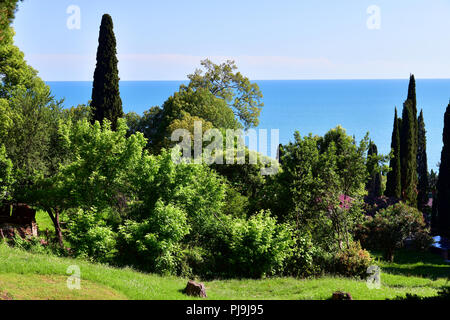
412, 230, 434, 251
212, 210, 294, 278
333, 241, 373, 278
283, 233, 321, 277
117, 200, 190, 275
356, 203, 430, 262
66, 209, 117, 263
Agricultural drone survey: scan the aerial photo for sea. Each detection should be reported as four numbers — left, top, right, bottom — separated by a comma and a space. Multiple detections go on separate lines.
46, 79, 450, 171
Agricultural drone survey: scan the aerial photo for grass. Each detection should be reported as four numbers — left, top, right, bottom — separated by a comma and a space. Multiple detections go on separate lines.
0, 243, 448, 300
0, 273, 127, 300
35, 210, 54, 234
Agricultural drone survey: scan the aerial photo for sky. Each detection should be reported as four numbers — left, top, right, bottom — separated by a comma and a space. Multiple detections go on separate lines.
12, 0, 450, 81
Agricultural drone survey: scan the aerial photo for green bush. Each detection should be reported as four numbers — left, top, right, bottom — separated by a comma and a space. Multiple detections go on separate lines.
211, 210, 294, 279
282, 233, 320, 277
356, 203, 430, 261
333, 241, 373, 278
66, 209, 117, 263
117, 200, 190, 275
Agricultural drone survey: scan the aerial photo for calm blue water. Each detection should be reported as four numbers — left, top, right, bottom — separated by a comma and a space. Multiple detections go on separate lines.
46, 80, 450, 171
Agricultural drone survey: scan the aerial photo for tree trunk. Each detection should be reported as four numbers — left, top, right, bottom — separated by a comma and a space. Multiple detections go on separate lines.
47, 208, 63, 248
384, 248, 395, 262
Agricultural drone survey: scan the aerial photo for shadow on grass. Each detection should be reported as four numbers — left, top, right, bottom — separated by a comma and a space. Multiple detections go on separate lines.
373, 248, 450, 280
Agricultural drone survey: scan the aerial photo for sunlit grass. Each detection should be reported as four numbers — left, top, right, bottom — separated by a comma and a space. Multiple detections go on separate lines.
0, 243, 448, 300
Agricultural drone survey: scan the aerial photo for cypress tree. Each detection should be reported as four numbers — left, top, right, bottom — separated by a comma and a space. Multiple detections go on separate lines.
91, 14, 123, 130
277, 143, 284, 165
417, 110, 429, 211
366, 141, 382, 197
436, 102, 450, 236
385, 108, 402, 198
400, 99, 418, 206
407, 74, 417, 120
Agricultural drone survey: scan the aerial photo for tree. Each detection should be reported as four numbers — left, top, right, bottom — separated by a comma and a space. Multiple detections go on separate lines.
274, 127, 370, 252
91, 14, 123, 130
187, 59, 263, 129
407, 74, 419, 154
0, 145, 14, 202
417, 110, 429, 211
0, 0, 21, 44
436, 102, 450, 236
366, 141, 382, 197
407, 74, 418, 125
361, 203, 428, 262
148, 86, 240, 153
0, 27, 64, 193
385, 108, 402, 198
400, 99, 418, 206
27, 119, 147, 246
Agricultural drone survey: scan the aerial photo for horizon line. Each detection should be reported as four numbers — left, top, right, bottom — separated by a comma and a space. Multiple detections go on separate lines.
44, 77, 450, 82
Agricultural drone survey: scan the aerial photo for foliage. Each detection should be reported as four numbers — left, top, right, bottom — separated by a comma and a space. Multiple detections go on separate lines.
436, 102, 450, 236
283, 233, 321, 277
417, 110, 429, 211
366, 141, 382, 197
131, 149, 228, 242
0, 27, 64, 194
66, 209, 117, 263
385, 107, 402, 198
124, 107, 163, 151
357, 203, 429, 262
91, 14, 123, 130
210, 210, 294, 279
333, 241, 373, 278
187, 59, 263, 129
273, 127, 372, 253
31, 118, 147, 213
117, 200, 190, 275
0, 0, 20, 42
400, 99, 418, 206
148, 86, 240, 152
0, 145, 14, 202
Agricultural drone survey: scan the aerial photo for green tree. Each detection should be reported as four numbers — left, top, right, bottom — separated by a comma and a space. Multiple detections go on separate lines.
0, 27, 64, 192
187, 59, 263, 129
417, 110, 429, 211
148, 86, 240, 153
385, 108, 402, 198
0, 0, 21, 44
361, 203, 428, 262
400, 99, 418, 206
436, 102, 450, 236
366, 141, 382, 197
274, 127, 370, 252
27, 119, 147, 246
0, 145, 14, 202
91, 14, 123, 130
117, 200, 190, 274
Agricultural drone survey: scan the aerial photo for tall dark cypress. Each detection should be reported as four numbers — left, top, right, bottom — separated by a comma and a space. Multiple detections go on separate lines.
436, 102, 450, 236
400, 99, 418, 206
407, 74, 419, 177
385, 108, 402, 198
417, 110, 429, 211
407, 74, 417, 120
366, 141, 382, 197
91, 14, 123, 130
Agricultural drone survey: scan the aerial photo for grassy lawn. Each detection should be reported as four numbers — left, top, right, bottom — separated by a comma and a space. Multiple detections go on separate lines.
0, 243, 448, 300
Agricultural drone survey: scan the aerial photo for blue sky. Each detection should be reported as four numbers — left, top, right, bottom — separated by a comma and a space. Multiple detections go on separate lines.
12, 0, 450, 81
